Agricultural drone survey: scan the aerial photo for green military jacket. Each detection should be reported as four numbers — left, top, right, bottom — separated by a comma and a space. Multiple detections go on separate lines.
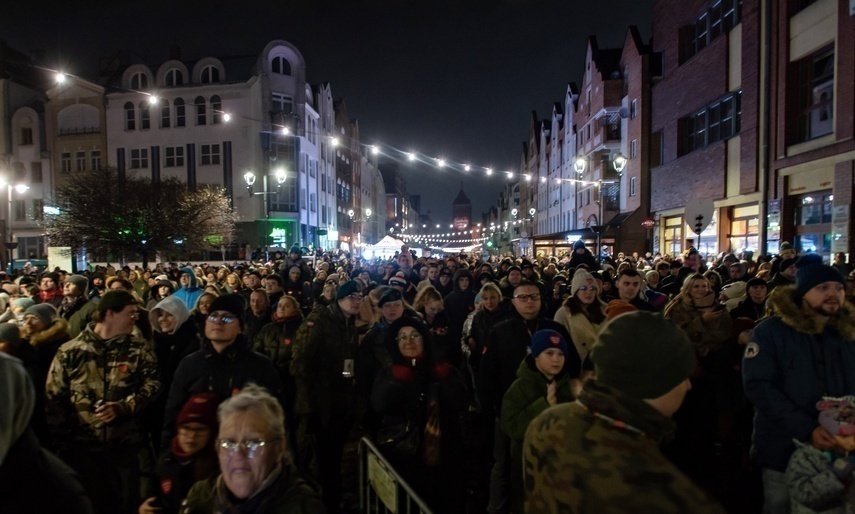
253, 315, 302, 373
290, 302, 358, 429
45, 323, 160, 447
523, 380, 726, 514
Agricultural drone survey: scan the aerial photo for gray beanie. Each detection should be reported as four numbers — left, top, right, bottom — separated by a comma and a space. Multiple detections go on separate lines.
65, 275, 89, 295
592, 312, 696, 400
0, 323, 22, 349
25, 304, 57, 327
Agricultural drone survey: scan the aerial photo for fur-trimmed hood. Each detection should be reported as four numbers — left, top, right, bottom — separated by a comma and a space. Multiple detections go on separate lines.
767, 285, 855, 339
27, 317, 70, 349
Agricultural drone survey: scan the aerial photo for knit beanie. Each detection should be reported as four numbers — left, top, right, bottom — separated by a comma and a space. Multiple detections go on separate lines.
41, 272, 60, 286
779, 257, 797, 274
529, 329, 569, 359
592, 312, 696, 400
571, 270, 598, 296
779, 241, 794, 253
388, 275, 408, 289
745, 277, 768, 290
604, 299, 637, 321
378, 287, 403, 307
0, 323, 22, 349
25, 304, 57, 327
208, 294, 247, 328
289, 244, 301, 255
65, 275, 89, 295
335, 280, 361, 301
795, 254, 845, 299
96, 290, 137, 317
11, 298, 35, 311
175, 392, 219, 432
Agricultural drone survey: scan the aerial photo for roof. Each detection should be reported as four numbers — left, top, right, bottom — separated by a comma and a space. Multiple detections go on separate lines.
453, 188, 471, 205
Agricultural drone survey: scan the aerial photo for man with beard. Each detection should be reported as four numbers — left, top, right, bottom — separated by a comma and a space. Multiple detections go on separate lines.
743, 254, 855, 514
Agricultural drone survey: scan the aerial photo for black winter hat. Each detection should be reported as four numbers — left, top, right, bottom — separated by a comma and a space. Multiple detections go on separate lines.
779, 257, 797, 274
384, 316, 432, 363
378, 287, 403, 307
208, 294, 247, 328
795, 254, 845, 299
592, 312, 696, 400
335, 280, 361, 300
745, 277, 768, 290
97, 290, 138, 317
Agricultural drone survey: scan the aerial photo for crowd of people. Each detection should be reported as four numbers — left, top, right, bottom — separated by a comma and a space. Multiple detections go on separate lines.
1, 240, 855, 514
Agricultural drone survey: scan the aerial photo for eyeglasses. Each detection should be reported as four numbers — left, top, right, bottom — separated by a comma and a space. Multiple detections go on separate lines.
216, 438, 273, 459
513, 293, 541, 302
397, 332, 423, 342
128, 310, 140, 319
207, 313, 237, 325
346, 294, 364, 301
576, 286, 597, 292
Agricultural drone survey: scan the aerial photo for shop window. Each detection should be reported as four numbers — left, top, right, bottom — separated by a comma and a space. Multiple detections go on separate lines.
729, 205, 759, 254
797, 194, 833, 225
664, 216, 683, 257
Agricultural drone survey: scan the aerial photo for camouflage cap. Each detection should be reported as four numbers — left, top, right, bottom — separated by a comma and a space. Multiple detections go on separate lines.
592, 312, 695, 400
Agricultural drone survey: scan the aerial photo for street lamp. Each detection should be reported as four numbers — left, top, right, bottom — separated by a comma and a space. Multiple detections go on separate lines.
0, 179, 29, 270
574, 156, 587, 174
244, 169, 288, 261
612, 153, 627, 175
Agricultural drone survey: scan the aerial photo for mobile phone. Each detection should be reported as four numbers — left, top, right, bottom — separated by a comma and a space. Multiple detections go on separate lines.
558, 284, 568, 297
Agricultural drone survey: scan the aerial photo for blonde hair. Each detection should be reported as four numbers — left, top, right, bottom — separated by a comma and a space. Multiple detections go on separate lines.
414, 285, 443, 312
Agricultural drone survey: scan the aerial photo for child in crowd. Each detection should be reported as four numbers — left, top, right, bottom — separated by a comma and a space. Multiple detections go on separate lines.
786, 396, 855, 513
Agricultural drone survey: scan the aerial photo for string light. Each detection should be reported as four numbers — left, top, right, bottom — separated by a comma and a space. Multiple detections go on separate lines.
34, 63, 615, 192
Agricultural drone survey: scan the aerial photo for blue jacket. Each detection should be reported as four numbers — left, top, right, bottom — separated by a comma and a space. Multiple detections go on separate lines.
172, 267, 204, 310
743, 285, 855, 472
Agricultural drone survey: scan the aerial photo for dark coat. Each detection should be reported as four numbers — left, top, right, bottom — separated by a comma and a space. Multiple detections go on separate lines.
244, 308, 272, 347
444, 269, 476, 346
743, 285, 855, 472
146, 447, 218, 514
467, 300, 513, 370
478, 313, 580, 417
161, 335, 282, 447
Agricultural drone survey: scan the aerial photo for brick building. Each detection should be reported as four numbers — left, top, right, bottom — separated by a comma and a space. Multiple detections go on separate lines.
650, 0, 762, 258
767, 0, 855, 260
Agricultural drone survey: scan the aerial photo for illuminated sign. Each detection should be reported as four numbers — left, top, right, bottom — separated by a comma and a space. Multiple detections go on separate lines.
270, 228, 289, 246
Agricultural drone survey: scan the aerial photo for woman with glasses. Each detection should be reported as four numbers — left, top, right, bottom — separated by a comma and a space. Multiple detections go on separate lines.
139, 393, 219, 514
181, 384, 324, 513
372, 317, 469, 513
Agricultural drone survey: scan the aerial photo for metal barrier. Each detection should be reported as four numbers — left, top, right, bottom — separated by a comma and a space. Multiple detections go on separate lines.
358, 437, 434, 514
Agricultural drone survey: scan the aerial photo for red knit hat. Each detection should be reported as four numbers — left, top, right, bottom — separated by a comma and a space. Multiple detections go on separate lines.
176, 392, 219, 432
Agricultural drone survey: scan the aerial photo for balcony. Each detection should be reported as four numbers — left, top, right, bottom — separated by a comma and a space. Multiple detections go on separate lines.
58, 126, 101, 136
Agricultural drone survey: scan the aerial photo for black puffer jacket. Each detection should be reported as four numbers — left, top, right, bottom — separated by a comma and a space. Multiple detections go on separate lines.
161, 335, 282, 447
467, 300, 513, 370
444, 269, 476, 346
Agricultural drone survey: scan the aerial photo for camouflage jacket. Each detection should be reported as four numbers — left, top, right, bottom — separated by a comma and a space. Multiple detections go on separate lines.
523, 380, 726, 514
253, 314, 304, 373
290, 302, 359, 429
45, 324, 161, 447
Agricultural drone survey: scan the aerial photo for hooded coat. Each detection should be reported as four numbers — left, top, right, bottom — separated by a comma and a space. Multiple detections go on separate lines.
443, 269, 476, 346
0, 353, 93, 514
743, 285, 855, 472
568, 240, 600, 271
172, 267, 204, 311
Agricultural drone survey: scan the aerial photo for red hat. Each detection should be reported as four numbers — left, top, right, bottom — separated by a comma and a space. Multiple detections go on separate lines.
176, 392, 219, 432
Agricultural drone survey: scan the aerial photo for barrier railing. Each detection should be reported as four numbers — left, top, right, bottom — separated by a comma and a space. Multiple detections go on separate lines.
358, 437, 434, 514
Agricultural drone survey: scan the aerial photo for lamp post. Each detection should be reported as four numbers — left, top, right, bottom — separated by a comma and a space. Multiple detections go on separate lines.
244, 168, 287, 261
0, 180, 29, 271
348, 208, 372, 255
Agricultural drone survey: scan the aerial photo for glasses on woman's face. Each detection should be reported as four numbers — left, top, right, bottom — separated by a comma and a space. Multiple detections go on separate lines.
216, 438, 272, 459
576, 286, 597, 293
207, 313, 236, 325
397, 332, 423, 342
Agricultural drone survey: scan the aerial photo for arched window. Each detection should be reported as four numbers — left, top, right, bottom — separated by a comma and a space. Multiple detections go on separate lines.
201, 65, 220, 83
130, 72, 148, 90
211, 95, 222, 124
271, 56, 291, 75
139, 101, 150, 130
174, 98, 186, 127
164, 69, 184, 87
124, 101, 135, 130
160, 99, 171, 128
195, 96, 206, 125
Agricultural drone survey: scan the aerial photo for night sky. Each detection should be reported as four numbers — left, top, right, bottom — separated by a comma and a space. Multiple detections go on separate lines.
3, 0, 654, 226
